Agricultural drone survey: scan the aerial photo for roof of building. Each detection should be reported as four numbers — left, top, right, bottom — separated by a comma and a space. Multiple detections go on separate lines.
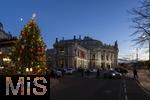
55, 36, 118, 50
0, 22, 3, 30
0, 22, 15, 40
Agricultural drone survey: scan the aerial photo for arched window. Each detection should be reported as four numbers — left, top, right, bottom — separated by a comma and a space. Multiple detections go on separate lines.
92, 54, 95, 59
101, 55, 104, 60
106, 54, 109, 60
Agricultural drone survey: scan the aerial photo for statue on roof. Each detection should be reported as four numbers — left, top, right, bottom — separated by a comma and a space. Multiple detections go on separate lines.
0, 21, 3, 30
114, 40, 118, 48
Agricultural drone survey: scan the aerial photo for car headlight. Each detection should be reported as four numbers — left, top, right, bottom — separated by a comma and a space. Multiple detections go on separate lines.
112, 73, 116, 76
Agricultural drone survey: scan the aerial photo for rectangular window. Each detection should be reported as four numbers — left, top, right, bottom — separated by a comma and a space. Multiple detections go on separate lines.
101, 55, 104, 60
106, 55, 109, 60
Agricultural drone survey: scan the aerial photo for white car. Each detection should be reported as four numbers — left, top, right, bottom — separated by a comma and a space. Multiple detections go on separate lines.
64, 68, 75, 74
89, 69, 97, 73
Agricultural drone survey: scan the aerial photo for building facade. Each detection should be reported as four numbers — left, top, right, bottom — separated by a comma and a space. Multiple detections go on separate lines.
0, 22, 17, 69
47, 36, 119, 69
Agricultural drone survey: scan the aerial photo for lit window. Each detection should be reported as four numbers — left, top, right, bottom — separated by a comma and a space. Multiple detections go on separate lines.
3, 57, 11, 62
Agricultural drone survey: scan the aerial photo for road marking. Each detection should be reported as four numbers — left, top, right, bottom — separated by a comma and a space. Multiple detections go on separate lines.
125, 95, 128, 100
123, 79, 128, 100
124, 87, 127, 94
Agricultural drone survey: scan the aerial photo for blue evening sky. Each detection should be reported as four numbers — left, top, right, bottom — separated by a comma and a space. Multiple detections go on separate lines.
0, 0, 148, 60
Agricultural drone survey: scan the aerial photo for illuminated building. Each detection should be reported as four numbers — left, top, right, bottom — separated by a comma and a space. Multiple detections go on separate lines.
0, 21, 17, 69
47, 35, 118, 69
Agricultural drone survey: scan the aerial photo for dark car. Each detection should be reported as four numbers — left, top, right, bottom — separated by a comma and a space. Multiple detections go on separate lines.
104, 70, 122, 79
50, 68, 62, 78
114, 67, 128, 75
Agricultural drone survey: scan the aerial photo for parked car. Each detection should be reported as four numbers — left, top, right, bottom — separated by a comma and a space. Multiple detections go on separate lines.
77, 67, 84, 72
64, 68, 75, 74
50, 68, 62, 78
114, 67, 128, 75
104, 70, 122, 79
89, 69, 97, 73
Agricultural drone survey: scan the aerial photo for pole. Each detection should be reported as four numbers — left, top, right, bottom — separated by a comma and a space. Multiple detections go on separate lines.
136, 48, 138, 61
149, 40, 150, 62
149, 40, 150, 69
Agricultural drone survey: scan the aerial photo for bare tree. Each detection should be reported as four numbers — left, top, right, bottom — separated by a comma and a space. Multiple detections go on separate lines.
131, 0, 150, 67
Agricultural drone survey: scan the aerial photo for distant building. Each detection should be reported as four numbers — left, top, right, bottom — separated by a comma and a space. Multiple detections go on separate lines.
47, 35, 119, 69
0, 22, 12, 40
0, 21, 17, 69
46, 48, 55, 69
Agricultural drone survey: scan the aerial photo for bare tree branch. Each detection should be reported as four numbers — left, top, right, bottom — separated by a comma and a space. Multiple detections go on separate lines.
130, 0, 150, 62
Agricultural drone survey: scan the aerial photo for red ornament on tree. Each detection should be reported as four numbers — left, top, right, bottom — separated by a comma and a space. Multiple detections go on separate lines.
22, 32, 28, 37
38, 46, 43, 52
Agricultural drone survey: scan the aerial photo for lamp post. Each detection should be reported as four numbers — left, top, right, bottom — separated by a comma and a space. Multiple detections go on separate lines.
136, 48, 139, 61
142, 34, 150, 59
147, 35, 150, 62
142, 34, 150, 69
149, 39, 150, 62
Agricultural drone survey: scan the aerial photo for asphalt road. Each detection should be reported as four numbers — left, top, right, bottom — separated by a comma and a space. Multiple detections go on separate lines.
50, 73, 150, 100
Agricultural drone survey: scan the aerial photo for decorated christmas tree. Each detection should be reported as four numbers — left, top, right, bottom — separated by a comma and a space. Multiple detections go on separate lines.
6, 15, 47, 75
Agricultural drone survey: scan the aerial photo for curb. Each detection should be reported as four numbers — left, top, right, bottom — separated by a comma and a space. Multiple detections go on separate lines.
136, 79, 150, 96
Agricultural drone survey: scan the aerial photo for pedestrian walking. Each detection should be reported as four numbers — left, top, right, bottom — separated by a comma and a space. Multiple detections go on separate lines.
133, 68, 138, 79
87, 69, 90, 77
62, 69, 65, 77
96, 68, 100, 79
81, 68, 84, 77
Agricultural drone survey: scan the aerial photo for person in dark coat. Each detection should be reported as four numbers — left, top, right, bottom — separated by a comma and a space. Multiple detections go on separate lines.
96, 68, 100, 79
133, 68, 138, 79
81, 68, 84, 77
87, 69, 90, 77
50, 69, 55, 78
62, 69, 65, 77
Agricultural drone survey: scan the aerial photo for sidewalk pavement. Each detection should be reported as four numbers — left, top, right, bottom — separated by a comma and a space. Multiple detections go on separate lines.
127, 69, 150, 94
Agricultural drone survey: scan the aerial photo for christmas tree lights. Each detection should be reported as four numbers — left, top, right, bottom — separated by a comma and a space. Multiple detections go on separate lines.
6, 16, 47, 75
